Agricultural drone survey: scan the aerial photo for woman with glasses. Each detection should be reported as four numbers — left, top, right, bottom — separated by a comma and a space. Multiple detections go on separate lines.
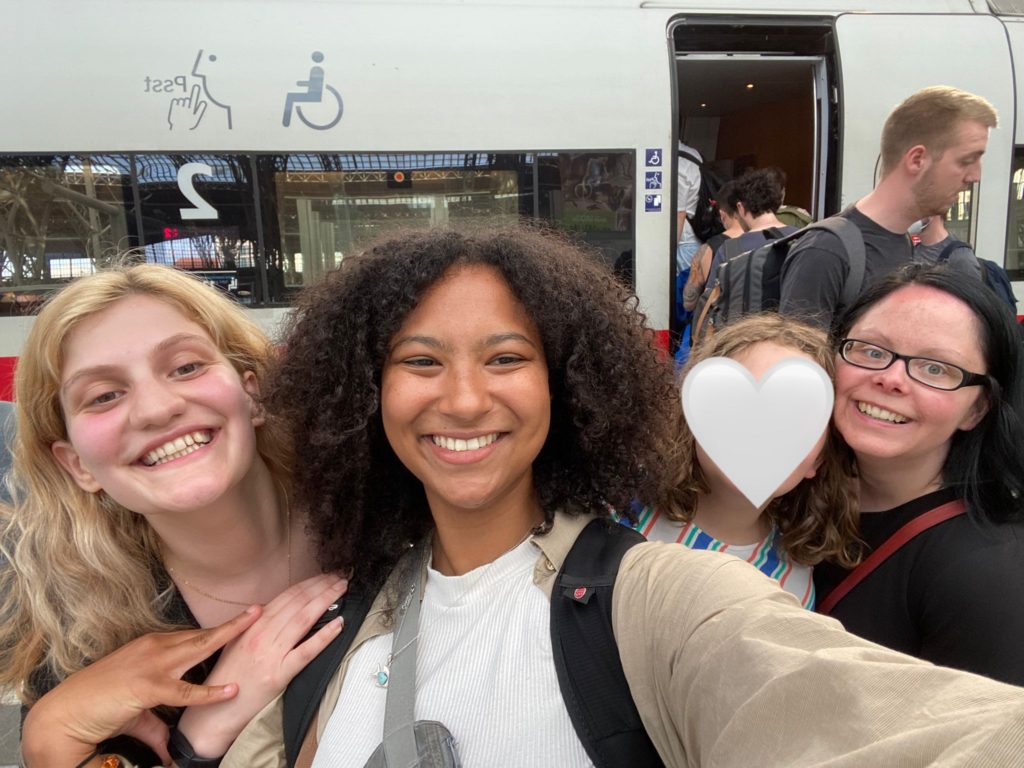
814, 264, 1024, 685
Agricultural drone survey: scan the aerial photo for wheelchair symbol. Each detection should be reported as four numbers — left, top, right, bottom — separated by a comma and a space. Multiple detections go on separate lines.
283, 51, 344, 130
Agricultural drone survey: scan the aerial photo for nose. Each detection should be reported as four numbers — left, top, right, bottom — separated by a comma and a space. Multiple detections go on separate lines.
965, 159, 982, 185
871, 359, 912, 393
128, 375, 187, 428
437, 364, 492, 421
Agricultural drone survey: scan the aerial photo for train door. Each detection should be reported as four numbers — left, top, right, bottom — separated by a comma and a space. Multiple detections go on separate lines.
670, 19, 840, 221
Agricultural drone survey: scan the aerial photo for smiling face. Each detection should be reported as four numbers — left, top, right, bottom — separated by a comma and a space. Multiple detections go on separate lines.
51, 295, 266, 518
911, 119, 989, 217
380, 265, 551, 523
833, 284, 988, 471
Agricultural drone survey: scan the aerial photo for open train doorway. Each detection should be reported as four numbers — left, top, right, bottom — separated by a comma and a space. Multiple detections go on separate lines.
671, 19, 840, 221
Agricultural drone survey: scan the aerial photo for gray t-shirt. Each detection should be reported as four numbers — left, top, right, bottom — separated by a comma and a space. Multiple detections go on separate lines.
779, 207, 913, 330
914, 235, 983, 279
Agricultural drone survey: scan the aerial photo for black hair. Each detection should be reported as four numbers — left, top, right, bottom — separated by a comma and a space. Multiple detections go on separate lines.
268, 226, 683, 595
731, 168, 784, 217
834, 264, 1024, 523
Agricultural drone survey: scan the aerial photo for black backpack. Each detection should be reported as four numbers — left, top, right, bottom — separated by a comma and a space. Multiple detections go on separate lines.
691, 217, 866, 348
935, 240, 1018, 312
678, 149, 725, 243
282, 519, 662, 768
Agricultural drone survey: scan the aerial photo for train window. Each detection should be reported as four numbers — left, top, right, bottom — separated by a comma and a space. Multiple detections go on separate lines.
1005, 147, 1024, 280
255, 151, 634, 298
0, 154, 136, 311
945, 187, 976, 248
0, 150, 635, 309
134, 154, 262, 303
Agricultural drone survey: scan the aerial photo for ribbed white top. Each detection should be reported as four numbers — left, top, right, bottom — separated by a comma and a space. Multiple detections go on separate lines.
313, 538, 594, 767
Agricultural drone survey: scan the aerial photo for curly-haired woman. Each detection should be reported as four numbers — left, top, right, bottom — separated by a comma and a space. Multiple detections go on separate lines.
223, 227, 1024, 768
0, 265, 344, 768
637, 314, 861, 609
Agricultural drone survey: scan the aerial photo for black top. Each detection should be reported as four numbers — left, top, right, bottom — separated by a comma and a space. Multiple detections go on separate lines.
779, 206, 913, 330
814, 487, 1024, 686
23, 581, 208, 766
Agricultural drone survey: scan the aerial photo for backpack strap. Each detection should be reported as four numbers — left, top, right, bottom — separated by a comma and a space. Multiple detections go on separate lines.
935, 239, 970, 264
283, 591, 373, 768
550, 518, 663, 768
800, 217, 867, 311
818, 499, 966, 616
677, 149, 703, 168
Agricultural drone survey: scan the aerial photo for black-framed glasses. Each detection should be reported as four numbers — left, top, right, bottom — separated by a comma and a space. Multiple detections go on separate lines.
838, 338, 990, 391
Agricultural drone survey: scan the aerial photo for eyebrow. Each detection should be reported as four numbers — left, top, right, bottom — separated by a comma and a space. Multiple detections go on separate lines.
61, 333, 213, 393
853, 334, 972, 363
389, 332, 539, 353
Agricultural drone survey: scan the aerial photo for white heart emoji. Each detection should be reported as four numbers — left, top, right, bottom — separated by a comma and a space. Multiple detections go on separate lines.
681, 356, 834, 508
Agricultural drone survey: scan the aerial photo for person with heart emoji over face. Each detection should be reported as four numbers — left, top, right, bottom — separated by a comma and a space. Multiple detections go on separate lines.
815, 264, 1024, 686
636, 314, 861, 609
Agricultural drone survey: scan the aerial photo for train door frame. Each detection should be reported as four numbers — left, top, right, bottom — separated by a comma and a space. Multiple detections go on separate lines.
666, 15, 842, 336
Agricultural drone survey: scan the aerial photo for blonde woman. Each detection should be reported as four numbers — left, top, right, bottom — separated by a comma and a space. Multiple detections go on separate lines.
0, 264, 344, 768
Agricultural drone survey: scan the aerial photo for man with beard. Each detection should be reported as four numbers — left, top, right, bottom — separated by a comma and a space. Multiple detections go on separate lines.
778, 86, 996, 329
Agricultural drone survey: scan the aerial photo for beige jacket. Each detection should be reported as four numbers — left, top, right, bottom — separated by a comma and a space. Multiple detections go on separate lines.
223, 512, 1024, 767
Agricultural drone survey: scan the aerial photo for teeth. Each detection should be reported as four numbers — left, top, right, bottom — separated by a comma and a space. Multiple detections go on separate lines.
431, 433, 499, 452
858, 402, 908, 424
142, 431, 213, 466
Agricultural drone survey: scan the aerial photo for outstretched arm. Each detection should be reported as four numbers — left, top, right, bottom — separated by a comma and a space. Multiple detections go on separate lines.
614, 543, 1024, 766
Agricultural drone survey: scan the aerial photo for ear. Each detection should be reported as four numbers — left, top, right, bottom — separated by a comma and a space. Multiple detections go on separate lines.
904, 144, 929, 174
242, 370, 266, 427
958, 390, 990, 432
51, 441, 103, 493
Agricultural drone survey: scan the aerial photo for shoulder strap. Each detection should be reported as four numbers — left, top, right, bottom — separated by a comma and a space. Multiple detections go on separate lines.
935, 239, 970, 264
718, 236, 747, 264
677, 149, 703, 168
800, 217, 866, 311
283, 592, 373, 768
818, 499, 966, 616
550, 518, 663, 768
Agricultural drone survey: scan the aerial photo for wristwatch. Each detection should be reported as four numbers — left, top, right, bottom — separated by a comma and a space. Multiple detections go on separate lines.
168, 728, 223, 768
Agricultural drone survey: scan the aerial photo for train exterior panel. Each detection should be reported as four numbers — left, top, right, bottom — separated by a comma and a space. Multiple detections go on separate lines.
1, 0, 1020, 399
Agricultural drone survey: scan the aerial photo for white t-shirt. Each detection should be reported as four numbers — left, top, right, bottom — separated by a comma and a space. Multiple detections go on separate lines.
313, 538, 594, 767
676, 141, 702, 246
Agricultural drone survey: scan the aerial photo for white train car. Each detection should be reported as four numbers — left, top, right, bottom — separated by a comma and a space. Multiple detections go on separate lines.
1, 0, 1022, 398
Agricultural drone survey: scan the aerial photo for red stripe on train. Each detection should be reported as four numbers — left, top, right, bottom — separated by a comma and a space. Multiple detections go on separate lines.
0, 357, 14, 401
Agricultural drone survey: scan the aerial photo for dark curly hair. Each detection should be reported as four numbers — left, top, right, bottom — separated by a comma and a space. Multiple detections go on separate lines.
730, 168, 784, 217
268, 226, 683, 596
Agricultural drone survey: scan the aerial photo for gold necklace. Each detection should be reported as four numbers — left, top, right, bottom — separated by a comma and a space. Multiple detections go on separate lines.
166, 509, 293, 607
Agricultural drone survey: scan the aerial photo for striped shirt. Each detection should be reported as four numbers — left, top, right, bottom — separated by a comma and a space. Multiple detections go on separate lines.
629, 507, 815, 609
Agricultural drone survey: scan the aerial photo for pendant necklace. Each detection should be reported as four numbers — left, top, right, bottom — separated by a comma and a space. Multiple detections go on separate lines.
167, 508, 293, 607
372, 527, 535, 688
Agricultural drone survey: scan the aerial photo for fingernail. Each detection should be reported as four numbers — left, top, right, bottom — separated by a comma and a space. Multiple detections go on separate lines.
334, 617, 344, 632
246, 604, 259, 614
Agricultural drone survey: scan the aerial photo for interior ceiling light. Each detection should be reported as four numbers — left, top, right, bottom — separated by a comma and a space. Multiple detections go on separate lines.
746, 83, 754, 90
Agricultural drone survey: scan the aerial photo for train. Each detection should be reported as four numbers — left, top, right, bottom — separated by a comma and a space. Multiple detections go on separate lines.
2, 0, 1024, 398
